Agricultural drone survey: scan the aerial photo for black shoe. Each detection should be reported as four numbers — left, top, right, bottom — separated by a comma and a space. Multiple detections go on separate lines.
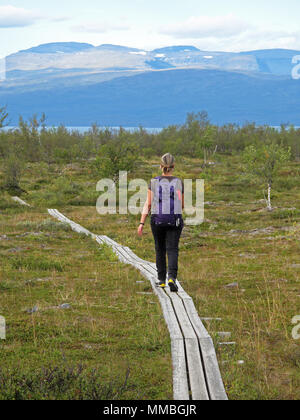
158, 280, 166, 289
168, 279, 178, 292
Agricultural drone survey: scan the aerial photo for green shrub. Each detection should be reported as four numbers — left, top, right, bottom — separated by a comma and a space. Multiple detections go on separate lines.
10, 256, 65, 272
0, 365, 132, 400
271, 208, 300, 220
37, 220, 71, 232
275, 177, 300, 191
0, 197, 20, 210
2, 155, 24, 190
68, 190, 98, 206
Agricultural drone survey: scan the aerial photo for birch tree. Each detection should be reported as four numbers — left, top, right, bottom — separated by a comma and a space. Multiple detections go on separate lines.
198, 125, 217, 166
243, 142, 291, 211
94, 133, 140, 184
0, 106, 8, 128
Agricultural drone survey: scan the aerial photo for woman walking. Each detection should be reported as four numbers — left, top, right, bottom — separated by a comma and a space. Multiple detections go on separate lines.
138, 153, 184, 292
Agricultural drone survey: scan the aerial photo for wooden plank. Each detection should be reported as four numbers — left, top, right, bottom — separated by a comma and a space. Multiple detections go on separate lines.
123, 246, 146, 264
122, 252, 157, 278
139, 256, 189, 400
95, 236, 105, 245
116, 247, 158, 280
116, 247, 145, 267
181, 298, 210, 339
11, 196, 31, 207
198, 337, 228, 401
101, 235, 122, 248
140, 263, 157, 277
165, 289, 209, 401
179, 297, 227, 401
149, 262, 158, 270
50, 209, 93, 237
171, 338, 190, 401
145, 278, 190, 400
159, 300, 189, 400
114, 248, 150, 272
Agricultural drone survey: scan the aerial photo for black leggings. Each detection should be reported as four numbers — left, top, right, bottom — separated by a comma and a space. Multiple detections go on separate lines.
151, 222, 183, 282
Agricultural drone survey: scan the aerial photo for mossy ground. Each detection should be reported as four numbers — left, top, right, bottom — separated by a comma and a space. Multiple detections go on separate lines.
0, 155, 299, 400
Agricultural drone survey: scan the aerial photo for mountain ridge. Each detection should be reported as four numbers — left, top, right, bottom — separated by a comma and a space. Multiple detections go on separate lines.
2, 42, 300, 127
5, 42, 299, 79
11, 42, 300, 57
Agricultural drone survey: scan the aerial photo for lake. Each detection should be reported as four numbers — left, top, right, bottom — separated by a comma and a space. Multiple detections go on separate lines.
2, 126, 163, 134
2, 126, 300, 134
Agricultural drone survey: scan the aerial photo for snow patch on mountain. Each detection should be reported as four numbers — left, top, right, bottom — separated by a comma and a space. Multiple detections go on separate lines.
129, 51, 147, 56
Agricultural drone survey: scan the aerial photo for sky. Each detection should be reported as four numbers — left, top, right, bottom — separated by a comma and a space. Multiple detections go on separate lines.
1, 0, 300, 57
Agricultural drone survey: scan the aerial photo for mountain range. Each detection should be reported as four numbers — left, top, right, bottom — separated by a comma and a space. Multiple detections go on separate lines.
1, 42, 300, 127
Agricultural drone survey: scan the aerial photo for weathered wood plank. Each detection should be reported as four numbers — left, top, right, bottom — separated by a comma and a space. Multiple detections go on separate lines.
198, 337, 228, 401
133, 263, 190, 400
181, 298, 210, 339
179, 297, 227, 401
169, 286, 227, 401
165, 290, 209, 401
11, 196, 31, 207
50, 209, 94, 237
171, 339, 190, 401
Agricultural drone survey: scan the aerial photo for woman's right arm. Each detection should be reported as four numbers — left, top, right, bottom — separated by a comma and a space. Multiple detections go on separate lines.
138, 189, 153, 236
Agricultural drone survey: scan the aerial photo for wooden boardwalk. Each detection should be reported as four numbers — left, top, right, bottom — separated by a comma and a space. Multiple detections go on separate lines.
11, 196, 31, 207
48, 209, 228, 401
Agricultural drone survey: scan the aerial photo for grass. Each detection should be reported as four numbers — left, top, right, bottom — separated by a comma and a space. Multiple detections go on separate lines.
10, 255, 65, 272
0, 365, 133, 400
0, 155, 299, 400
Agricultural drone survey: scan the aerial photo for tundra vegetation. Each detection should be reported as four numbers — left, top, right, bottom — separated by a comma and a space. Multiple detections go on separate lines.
0, 109, 299, 400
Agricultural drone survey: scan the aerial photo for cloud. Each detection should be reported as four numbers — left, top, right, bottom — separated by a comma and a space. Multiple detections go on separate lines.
158, 14, 300, 52
188, 28, 300, 52
0, 5, 68, 28
50, 16, 69, 23
160, 14, 251, 39
236, 29, 300, 51
71, 22, 130, 34
0, 5, 44, 28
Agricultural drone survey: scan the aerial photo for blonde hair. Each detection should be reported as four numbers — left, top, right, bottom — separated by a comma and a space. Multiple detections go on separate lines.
161, 153, 175, 174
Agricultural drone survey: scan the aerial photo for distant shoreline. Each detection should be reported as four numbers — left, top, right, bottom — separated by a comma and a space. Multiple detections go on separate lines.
2, 125, 299, 134
2, 126, 163, 134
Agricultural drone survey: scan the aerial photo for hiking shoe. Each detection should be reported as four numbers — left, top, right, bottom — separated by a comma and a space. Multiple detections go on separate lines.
168, 279, 178, 292
158, 280, 166, 289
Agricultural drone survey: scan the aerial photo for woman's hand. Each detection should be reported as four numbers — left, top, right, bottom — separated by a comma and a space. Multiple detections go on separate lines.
138, 224, 144, 237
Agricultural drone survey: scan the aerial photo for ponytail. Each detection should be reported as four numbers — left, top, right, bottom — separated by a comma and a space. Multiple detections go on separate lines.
161, 153, 175, 174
